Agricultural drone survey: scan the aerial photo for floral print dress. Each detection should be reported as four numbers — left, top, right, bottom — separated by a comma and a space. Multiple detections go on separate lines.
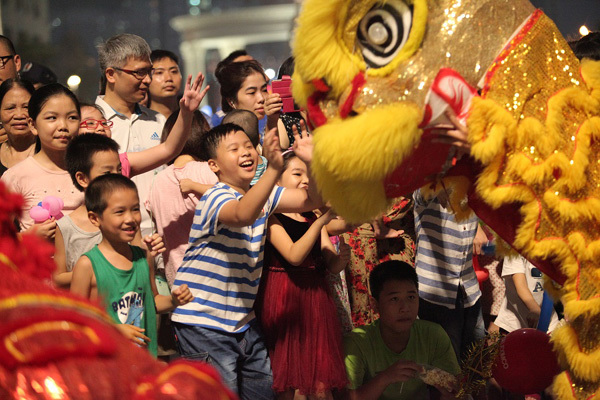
342, 197, 416, 327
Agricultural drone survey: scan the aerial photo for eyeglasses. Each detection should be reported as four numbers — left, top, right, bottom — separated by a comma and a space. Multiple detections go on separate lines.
80, 119, 114, 129
113, 67, 153, 80
0, 55, 14, 69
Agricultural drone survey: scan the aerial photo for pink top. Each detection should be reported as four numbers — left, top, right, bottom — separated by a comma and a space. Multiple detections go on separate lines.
146, 161, 218, 286
119, 153, 131, 178
1, 157, 84, 230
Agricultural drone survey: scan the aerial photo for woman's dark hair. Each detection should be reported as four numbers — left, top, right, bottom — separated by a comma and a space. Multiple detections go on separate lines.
0, 78, 35, 108
28, 83, 80, 121
277, 56, 295, 79
216, 60, 266, 113
160, 108, 211, 163
572, 32, 600, 61
214, 49, 251, 78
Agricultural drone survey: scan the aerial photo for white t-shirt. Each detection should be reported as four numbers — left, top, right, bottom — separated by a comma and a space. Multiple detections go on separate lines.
494, 256, 559, 333
95, 96, 166, 236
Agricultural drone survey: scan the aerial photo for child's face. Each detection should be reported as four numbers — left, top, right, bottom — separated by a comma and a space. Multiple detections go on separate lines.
94, 187, 141, 243
279, 157, 309, 190
75, 151, 121, 192
376, 280, 419, 334
235, 72, 268, 119
80, 106, 112, 137
210, 130, 258, 188
30, 94, 80, 152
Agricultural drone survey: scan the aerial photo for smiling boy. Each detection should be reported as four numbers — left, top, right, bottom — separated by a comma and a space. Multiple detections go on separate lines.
344, 260, 460, 400
171, 122, 321, 398
70, 174, 193, 357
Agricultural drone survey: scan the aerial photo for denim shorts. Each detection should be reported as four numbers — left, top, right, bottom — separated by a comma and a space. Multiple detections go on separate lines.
173, 320, 274, 400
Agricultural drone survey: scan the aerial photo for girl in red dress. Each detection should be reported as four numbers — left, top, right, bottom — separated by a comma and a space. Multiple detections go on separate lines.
257, 151, 349, 400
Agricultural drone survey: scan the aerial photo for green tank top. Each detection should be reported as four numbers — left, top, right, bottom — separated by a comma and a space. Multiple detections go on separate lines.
86, 244, 158, 357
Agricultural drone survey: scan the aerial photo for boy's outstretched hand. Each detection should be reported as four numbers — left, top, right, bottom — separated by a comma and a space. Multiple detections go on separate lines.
179, 72, 210, 114
263, 127, 284, 171
172, 284, 194, 306
291, 120, 313, 164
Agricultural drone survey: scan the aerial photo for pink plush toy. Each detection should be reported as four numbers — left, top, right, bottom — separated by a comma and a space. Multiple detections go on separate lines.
29, 196, 64, 223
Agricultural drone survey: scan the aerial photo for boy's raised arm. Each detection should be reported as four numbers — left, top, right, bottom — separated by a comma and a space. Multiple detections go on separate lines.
217, 128, 283, 227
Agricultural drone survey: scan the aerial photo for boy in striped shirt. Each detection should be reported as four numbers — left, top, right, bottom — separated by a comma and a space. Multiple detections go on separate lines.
171, 122, 321, 398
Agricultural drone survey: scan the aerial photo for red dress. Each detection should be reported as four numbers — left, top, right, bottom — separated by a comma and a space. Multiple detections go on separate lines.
256, 212, 348, 394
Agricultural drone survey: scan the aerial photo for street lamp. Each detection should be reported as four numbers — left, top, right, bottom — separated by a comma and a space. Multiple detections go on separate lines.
67, 75, 81, 92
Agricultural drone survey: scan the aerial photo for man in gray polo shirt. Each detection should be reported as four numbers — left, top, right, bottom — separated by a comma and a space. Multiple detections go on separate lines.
95, 33, 166, 238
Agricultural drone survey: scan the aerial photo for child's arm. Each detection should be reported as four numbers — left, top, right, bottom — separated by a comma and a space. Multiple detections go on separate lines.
268, 211, 335, 266
146, 249, 194, 313
179, 178, 213, 197
127, 73, 209, 176
510, 272, 542, 327
322, 234, 350, 274
274, 121, 324, 213
217, 128, 283, 227
52, 226, 72, 288
325, 217, 354, 236
70, 255, 94, 299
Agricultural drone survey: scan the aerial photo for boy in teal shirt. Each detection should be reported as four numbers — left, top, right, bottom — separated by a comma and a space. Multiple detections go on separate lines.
71, 174, 193, 356
344, 260, 459, 400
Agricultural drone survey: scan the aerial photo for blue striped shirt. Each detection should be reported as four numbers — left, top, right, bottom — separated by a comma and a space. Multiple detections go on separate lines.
413, 190, 481, 309
172, 182, 285, 332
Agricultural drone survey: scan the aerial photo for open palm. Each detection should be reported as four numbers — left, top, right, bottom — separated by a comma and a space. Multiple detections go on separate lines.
179, 72, 210, 113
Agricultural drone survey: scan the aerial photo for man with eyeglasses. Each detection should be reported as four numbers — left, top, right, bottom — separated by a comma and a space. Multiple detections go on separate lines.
0, 35, 21, 143
95, 33, 166, 240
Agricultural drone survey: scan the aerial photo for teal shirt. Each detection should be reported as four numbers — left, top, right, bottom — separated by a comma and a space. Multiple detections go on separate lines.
85, 244, 158, 357
344, 319, 459, 400
251, 155, 268, 186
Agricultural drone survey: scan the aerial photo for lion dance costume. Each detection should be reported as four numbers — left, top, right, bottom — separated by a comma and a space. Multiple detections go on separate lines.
292, 0, 600, 398
0, 181, 237, 399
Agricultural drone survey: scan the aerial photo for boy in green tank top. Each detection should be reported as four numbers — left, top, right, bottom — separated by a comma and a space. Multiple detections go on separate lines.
71, 174, 193, 356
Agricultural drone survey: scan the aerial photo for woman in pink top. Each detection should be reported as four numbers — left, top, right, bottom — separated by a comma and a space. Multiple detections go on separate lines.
147, 110, 217, 286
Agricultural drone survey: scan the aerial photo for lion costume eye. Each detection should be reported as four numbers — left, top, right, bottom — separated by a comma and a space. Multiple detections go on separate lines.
357, 0, 413, 68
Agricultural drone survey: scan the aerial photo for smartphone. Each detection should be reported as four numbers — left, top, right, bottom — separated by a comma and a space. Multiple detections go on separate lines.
271, 75, 300, 113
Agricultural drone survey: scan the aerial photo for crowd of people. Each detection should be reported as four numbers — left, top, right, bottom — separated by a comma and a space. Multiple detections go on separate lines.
1, 30, 599, 400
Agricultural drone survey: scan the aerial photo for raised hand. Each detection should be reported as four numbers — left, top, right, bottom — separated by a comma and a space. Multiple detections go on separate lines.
179, 72, 210, 114
263, 127, 284, 171
265, 93, 283, 117
291, 120, 313, 164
